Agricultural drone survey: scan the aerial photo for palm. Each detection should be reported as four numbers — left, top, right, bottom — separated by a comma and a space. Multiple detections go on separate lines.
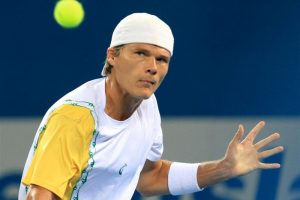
224, 121, 284, 177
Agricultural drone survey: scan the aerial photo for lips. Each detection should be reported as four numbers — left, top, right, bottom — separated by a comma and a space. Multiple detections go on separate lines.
140, 79, 156, 85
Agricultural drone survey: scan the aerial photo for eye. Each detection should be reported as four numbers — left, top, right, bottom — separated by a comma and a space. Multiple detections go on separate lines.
156, 57, 169, 64
135, 51, 146, 56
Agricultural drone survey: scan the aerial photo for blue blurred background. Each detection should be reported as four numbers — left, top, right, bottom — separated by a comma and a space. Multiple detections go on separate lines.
1, 0, 300, 117
0, 0, 299, 200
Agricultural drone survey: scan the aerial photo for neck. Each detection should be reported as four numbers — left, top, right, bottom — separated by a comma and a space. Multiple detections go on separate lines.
104, 77, 142, 121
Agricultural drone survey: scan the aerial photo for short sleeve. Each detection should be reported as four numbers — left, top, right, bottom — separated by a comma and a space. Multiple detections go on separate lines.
146, 95, 164, 161
22, 104, 94, 198
146, 130, 164, 161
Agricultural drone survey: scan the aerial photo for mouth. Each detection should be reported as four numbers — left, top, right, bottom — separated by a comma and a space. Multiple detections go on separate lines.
140, 79, 156, 85
139, 79, 156, 88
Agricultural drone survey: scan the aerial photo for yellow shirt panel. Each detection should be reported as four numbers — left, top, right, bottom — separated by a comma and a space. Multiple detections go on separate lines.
22, 104, 95, 199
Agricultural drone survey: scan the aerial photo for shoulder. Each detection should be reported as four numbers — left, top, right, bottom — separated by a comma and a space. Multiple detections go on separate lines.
51, 104, 93, 122
46, 104, 95, 138
56, 78, 105, 106
44, 78, 105, 122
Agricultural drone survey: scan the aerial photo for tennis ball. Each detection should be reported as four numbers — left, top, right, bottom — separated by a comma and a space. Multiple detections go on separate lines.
54, 0, 85, 28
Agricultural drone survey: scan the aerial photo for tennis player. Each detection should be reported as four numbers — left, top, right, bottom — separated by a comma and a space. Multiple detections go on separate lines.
18, 13, 284, 200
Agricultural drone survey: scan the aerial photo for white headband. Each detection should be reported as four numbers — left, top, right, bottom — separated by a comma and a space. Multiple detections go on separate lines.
101, 13, 174, 76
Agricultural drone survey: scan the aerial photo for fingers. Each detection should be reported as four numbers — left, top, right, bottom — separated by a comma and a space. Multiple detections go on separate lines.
257, 145, 284, 169
231, 124, 244, 144
259, 162, 281, 169
244, 121, 265, 143
258, 146, 284, 159
254, 132, 280, 150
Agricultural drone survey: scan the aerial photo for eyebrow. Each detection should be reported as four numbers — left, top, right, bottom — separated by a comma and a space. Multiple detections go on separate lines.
158, 55, 170, 63
133, 47, 150, 54
133, 46, 171, 60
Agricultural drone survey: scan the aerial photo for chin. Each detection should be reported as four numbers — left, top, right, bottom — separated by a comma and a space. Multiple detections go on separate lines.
142, 95, 152, 100
137, 91, 153, 100
132, 88, 155, 100
137, 94, 152, 100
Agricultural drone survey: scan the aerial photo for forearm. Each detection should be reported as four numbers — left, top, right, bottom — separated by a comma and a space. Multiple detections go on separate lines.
137, 160, 171, 196
138, 159, 225, 196
138, 159, 233, 197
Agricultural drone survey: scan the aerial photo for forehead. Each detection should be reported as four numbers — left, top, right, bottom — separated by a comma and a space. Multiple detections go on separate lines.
123, 43, 171, 57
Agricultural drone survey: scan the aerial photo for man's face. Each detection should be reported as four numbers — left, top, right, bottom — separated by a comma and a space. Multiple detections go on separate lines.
107, 43, 171, 99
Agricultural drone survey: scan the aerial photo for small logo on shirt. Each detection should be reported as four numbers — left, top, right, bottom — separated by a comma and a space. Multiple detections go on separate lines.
119, 163, 127, 175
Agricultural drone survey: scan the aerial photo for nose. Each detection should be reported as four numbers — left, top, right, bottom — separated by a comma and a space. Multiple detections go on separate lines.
146, 57, 157, 75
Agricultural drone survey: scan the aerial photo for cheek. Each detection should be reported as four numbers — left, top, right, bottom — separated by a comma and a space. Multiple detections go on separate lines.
116, 58, 140, 75
158, 76, 166, 86
159, 67, 169, 82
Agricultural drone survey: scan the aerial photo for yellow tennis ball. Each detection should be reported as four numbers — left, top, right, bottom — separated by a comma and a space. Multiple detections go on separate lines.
54, 0, 85, 28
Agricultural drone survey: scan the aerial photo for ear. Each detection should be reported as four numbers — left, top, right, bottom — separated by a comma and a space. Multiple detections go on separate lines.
106, 48, 116, 66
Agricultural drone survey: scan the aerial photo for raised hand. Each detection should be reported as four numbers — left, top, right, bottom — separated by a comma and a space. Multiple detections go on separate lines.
224, 121, 284, 178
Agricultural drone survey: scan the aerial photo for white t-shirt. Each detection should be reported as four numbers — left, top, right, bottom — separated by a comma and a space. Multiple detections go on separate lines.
19, 78, 164, 200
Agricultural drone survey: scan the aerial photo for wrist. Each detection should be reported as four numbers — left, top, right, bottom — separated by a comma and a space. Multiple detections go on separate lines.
168, 162, 203, 195
196, 159, 233, 188
218, 158, 235, 179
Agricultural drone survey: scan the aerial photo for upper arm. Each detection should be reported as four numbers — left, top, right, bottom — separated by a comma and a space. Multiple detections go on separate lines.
137, 159, 172, 197
26, 185, 60, 200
